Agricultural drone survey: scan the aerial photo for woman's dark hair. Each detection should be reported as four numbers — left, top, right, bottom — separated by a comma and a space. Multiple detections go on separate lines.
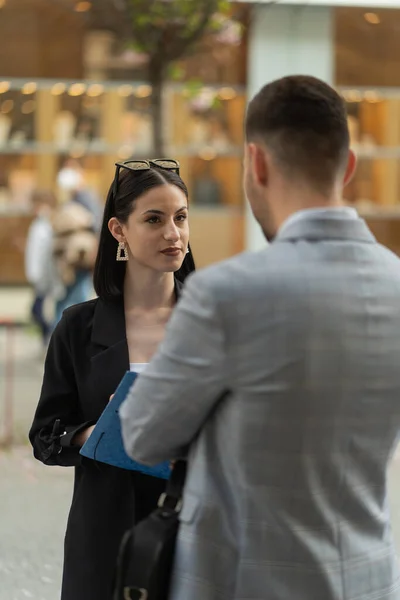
93, 166, 195, 300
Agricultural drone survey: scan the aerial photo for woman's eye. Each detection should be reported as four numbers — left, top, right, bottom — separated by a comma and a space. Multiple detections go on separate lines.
147, 217, 160, 224
176, 214, 187, 222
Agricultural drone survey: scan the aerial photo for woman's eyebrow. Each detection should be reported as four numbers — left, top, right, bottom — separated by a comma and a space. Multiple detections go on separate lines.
142, 206, 188, 215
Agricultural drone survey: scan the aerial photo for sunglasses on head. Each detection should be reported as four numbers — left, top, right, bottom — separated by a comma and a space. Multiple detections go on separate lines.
112, 158, 180, 197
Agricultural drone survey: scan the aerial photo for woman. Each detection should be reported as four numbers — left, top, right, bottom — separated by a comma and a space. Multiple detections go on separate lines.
29, 159, 195, 600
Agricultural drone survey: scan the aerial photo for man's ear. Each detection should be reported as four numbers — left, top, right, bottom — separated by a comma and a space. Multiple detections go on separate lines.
343, 149, 357, 187
249, 142, 268, 188
108, 217, 125, 243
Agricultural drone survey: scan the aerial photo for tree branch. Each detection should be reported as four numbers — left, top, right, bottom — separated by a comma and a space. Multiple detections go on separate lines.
129, 0, 173, 54
160, 0, 219, 63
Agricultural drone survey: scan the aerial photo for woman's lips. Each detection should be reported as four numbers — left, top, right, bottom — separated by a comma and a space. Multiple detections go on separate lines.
161, 248, 181, 256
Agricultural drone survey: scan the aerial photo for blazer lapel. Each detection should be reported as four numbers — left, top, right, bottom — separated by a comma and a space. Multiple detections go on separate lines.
89, 278, 184, 414
89, 297, 129, 413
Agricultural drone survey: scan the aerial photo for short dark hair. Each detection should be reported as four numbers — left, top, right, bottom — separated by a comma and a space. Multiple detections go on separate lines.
93, 166, 195, 300
245, 75, 350, 194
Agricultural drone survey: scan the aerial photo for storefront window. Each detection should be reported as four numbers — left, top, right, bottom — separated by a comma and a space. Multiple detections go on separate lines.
0, 85, 36, 150
0, 79, 245, 210
336, 7, 400, 210
335, 8, 400, 88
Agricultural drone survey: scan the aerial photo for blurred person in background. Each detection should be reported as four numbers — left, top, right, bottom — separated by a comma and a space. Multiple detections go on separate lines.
52, 198, 98, 325
57, 158, 102, 232
24, 189, 55, 347
29, 159, 195, 600
121, 76, 400, 600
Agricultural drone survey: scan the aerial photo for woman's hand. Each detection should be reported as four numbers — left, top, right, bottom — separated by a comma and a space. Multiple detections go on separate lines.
72, 395, 114, 447
72, 425, 95, 447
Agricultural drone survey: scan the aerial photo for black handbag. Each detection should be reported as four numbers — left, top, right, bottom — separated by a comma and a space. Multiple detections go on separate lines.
113, 460, 187, 600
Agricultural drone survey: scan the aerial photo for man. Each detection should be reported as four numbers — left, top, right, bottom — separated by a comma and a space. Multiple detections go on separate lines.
25, 190, 55, 347
120, 76, 400, 600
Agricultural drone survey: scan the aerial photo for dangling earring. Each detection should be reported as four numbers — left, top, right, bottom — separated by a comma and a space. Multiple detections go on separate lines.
116, 241, 129, 261
186, 246, 190, 254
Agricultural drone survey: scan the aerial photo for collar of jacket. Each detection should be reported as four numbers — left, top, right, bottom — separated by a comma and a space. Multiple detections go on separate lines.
274, 213, 376, 245
91, 277, 184, 348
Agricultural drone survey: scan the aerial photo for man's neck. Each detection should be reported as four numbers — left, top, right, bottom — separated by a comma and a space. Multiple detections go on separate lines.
271, 181, 346, 232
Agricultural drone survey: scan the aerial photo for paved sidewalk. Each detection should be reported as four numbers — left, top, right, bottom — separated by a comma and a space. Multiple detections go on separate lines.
0, 327, 47, 446
0, 447, 72, 600
0, 288, 72, 600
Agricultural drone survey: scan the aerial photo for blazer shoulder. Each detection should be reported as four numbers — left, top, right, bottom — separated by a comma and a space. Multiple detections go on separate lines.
59, 299, 100, 340
185, 247, 295, 313
62, 297, 98, 323
376, 242, 400, 266
49, 299, 101, 358
188, 249, 270, 292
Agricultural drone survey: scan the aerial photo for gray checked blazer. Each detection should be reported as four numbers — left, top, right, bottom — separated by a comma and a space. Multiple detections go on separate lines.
120, 210, 400, 600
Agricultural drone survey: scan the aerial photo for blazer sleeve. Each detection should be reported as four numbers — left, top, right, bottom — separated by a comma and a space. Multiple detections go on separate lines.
29, 311, 94, 467
120, 273, 228, 465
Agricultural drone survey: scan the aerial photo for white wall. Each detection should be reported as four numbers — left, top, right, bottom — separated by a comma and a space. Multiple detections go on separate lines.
245, 4, 334, 251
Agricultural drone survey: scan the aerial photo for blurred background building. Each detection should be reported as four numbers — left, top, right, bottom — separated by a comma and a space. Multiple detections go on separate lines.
2, 0, 400, 283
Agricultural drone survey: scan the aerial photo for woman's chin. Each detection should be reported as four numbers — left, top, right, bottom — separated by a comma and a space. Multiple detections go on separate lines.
158, 256, 184, 272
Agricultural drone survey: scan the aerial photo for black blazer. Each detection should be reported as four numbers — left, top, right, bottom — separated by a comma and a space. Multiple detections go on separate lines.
29, 282, 182, 600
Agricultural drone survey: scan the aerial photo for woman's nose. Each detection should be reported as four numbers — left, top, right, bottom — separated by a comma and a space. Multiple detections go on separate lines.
164, 221, 180, 242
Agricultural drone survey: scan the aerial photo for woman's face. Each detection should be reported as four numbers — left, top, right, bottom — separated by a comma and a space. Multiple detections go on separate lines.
109, 184, 189, 274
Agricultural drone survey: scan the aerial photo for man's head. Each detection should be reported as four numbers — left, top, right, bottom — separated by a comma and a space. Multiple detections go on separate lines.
244, 75, 356, 240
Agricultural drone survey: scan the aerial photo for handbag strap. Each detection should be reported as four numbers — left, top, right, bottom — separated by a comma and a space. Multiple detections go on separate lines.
158, 459, 187, 511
